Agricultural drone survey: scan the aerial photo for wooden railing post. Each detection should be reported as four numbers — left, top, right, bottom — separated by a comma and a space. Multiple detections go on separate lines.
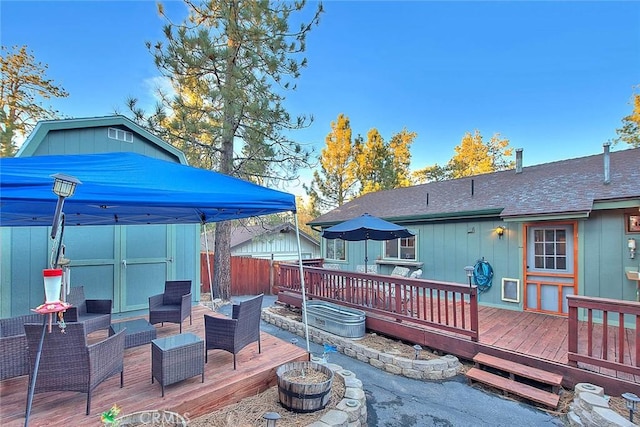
567, 295, 578, 367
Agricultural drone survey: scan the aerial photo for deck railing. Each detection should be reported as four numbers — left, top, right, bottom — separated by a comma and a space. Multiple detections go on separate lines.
567, 295, 640, 378
278, 264, 479, 341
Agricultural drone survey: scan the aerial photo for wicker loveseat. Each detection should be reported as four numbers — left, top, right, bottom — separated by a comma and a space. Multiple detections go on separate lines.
0, 313, 42, 381
24, 322, 125, 415
65, 286, 112, 334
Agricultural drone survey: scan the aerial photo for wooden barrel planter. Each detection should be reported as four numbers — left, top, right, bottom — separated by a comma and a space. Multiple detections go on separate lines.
276, 361, 334, 413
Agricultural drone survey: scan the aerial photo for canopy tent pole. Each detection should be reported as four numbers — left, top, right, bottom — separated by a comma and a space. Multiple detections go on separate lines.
203, 223, 214, 298
293, 213, 311, 353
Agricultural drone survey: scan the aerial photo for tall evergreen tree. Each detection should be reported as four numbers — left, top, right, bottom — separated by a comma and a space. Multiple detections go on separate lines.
0, 45, 68, 157
304, 113, 358, 213
130, 0, 323, 299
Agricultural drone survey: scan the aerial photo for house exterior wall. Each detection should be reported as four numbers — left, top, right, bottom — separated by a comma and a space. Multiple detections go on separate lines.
324, 207, 636, 312
231, 232, 320, 261
0, 119, 200, 317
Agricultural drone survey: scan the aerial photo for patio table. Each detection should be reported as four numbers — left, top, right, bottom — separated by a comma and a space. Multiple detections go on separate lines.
151, 333, 204, 397
109, 318, 157, 349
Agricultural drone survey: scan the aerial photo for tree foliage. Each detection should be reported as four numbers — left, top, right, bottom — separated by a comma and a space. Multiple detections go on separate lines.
355, 127, 415, 196
129, 0, 322, 299
611, 88, 640, 148
413, 130, 514, 183
306, 114, 416, 213
304, 113, 358, 212
0, 45, 68, 157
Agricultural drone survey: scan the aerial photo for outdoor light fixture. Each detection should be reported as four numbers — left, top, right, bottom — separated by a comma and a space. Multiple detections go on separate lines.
263, 411, 281, 427
622, 392, 640, 422
464, 266, 474, 289
495, 226, 505, 239
413, 344, 422, 360
629, 238, 636, 259
50, 173, 81, 240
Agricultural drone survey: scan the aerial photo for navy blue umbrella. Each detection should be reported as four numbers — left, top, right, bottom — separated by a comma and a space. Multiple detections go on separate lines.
321, 213, 414, 271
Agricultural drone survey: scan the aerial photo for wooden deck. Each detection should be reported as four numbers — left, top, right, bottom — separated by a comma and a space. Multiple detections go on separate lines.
0, 305, 308, 427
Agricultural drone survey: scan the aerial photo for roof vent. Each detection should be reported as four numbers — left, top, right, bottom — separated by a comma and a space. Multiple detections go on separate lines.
603, 142, 610, 185
515, 148, 523, 174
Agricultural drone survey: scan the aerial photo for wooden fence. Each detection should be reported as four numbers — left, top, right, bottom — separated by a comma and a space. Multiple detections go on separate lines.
200, 254, 278, 296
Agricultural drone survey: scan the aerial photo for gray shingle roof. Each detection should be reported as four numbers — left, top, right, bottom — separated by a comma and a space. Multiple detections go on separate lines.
310, 147, 640, 225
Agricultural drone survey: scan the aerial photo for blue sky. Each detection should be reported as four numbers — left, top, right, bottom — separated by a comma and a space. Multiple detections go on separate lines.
2, 1, 639, 189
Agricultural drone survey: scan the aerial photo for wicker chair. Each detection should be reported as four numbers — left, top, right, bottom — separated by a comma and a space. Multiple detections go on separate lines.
204, 294, 263, 369
65, 286, 112, 334
24, 322, 125, 415
149, 280, 192, 333
0, 313, 42, 381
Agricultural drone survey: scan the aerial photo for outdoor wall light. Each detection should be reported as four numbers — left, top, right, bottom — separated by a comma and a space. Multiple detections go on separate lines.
263, 411, 281, 426
495, 226, 506, 239
622, 392, 640, 422
629, 238, 636, 259
413, 344, 422, 360
464, 266, 474, 289
50, 173, 82, 240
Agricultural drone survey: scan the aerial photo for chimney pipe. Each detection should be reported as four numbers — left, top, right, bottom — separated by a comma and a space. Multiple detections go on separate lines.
603, 142, 610, 185
515, 148, 523, 174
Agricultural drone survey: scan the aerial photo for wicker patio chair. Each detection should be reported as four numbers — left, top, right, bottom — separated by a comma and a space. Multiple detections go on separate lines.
24, 322, 125, 415
149, 280, 192, 333
0, 313, 42, 381
204, 293, 263, 370
66, 286, 112, 334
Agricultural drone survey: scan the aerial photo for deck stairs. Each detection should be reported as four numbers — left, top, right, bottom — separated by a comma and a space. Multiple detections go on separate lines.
465, 352, 563, 409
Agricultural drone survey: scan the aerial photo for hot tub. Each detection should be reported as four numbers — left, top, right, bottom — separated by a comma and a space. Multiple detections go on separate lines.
304, 300, 366, 338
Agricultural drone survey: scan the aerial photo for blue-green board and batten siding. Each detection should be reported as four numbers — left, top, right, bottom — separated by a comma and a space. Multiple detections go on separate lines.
0, 116, 200, 317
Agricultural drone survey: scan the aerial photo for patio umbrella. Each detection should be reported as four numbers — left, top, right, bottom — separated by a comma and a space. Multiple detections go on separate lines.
321, 213, 414, 271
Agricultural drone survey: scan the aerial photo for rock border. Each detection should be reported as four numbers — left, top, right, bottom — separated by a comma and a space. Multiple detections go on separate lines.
261, 308, 463, 382
567, 383, 637, 427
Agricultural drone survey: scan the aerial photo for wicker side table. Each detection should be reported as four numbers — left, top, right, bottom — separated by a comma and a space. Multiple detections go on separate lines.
151, 333, 204, 397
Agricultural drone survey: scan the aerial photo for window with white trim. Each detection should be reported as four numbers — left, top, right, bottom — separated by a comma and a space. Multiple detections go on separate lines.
325, 239, 346, 261
384, 235, 416, 261
108, 127, 133, 143
531, 227, 570, 271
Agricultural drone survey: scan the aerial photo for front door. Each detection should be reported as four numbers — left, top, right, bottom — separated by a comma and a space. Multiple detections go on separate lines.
523, 222, 578, 315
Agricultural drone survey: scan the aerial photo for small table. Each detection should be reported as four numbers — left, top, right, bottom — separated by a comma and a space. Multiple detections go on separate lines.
109, 319, 157, 349
151, 333, 204, 396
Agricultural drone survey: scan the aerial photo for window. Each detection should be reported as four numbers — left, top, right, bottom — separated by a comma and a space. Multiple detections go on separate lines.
108, 127, 133, 143
384, 236, 416, 261
325, 239, 345, 261
532, 228, 567, 270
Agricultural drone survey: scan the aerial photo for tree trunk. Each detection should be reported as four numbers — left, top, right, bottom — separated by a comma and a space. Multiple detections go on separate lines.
212, 220, 232, 300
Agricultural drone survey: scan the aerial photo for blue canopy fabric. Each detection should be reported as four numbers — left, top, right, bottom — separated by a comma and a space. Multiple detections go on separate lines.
321, 213, 414, 241
0, 152, 296, 226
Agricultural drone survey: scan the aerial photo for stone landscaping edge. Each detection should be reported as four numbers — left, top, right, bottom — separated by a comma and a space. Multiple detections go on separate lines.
261, 308, 463, 382
567, 383, 637, 427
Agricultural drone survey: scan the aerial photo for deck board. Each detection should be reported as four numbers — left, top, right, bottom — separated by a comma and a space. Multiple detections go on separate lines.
0, 305, 308, 427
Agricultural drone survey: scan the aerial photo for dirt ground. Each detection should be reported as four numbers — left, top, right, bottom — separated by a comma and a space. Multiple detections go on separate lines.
189, 299, 632, 426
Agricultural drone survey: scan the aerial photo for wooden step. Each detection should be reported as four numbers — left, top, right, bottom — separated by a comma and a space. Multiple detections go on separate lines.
473, 352, 562, 391
466, 367, 560, 409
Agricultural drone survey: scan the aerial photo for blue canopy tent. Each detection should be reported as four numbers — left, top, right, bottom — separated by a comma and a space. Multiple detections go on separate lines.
0, 151, 312, 346
0, 152, 296, 226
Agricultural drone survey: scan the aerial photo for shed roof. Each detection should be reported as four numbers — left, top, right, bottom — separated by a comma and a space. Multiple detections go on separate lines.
16, 115, 187, 164
310, 147, 640, 226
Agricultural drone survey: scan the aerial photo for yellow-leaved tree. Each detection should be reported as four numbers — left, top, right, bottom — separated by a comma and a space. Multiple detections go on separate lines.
611, 87, 640, 148
304, 113, 359, 213
413, 130, 514, 183
355, 127, 415, 196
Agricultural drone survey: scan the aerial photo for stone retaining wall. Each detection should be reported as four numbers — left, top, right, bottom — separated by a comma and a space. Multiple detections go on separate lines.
261, 308, 462, 382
